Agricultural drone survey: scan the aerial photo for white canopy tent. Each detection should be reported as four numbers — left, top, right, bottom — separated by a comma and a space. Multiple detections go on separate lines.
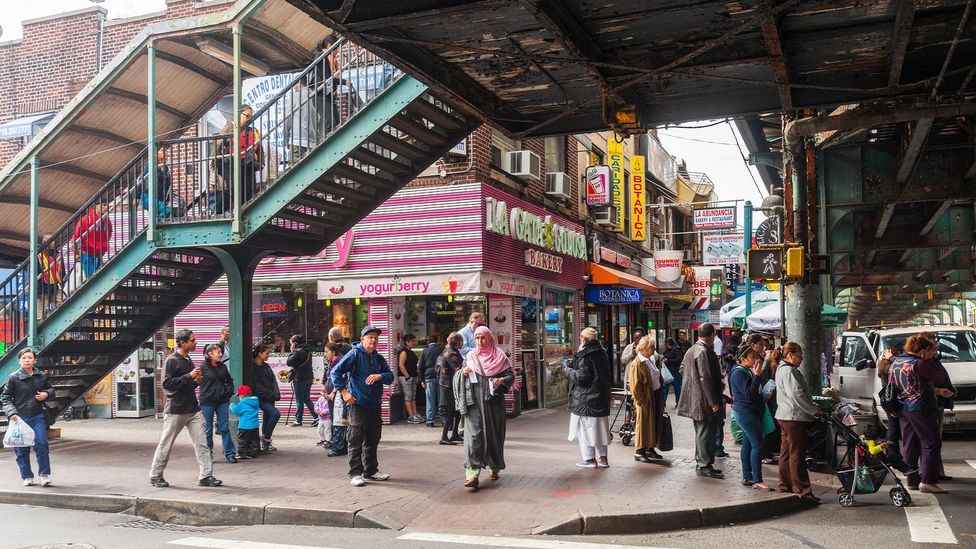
719, 291, 778, 327
746, 302, 782, 331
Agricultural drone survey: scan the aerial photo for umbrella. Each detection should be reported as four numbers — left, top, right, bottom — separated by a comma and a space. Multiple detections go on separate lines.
719, 292, 778, 328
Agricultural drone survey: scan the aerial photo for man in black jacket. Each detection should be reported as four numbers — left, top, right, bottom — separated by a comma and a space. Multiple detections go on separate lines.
566, 327, 612, 468
418, 335, 444, 427
149, 330, 223, 488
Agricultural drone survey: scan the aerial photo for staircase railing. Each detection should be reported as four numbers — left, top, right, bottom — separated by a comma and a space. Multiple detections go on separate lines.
0, 149, 150, 357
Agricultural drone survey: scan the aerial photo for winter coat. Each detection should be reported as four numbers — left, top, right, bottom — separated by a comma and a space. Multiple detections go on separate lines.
249, 360, 281, 402
198, 359, 235, 406
161, 353, 201, 414
676, 340, 722, 422
628, 355, 660, 449
662, 347, 683, 373
330, 343, 394, 409
1, 368, 54, 418
287, 345, 314, 383
230, 396, 260, 429
419, 342, 444, 380
774, 362, 820, 422
566, 340, 611, 418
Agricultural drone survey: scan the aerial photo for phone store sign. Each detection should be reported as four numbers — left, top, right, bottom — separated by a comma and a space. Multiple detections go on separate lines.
485, 197, 587, 260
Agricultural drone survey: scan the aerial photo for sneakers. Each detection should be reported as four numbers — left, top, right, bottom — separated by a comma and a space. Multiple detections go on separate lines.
311, 419, 319, 427
406, 415, 423, 424
260, 437, 277, 451
365, 471, 391, 481
149, 476, 169, 488
23, 478, 34, 487
597, 458, 609, 469
198, 475, 224, 487
576, 460, 598, 468
39, 476, 52, 487
350, 475, 366, 487
919, 483, 948, 494
289, 422, 302, 427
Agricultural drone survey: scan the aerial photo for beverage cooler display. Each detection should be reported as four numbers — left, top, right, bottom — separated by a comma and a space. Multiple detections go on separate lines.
112, 347, 157, 418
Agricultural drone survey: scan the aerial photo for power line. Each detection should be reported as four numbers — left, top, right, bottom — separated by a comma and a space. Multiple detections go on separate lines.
657, 132, 739, 146
727, 120, 766, 200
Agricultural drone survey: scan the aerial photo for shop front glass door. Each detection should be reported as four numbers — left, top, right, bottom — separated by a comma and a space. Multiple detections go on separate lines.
520, 297, 541, 408
543, 289, 575, 406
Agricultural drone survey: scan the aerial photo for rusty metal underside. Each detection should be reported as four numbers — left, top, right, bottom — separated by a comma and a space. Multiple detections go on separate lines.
289, 0, 976, 137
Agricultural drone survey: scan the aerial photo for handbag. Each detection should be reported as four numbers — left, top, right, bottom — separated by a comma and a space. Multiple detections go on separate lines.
43, 405, 57, 428
878, 381, 900, 416
761, 403, 777, 435
657, 411, 674, 452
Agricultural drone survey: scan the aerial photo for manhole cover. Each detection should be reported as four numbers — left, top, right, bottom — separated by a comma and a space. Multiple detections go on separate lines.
19, 545, 97, 549
114, 518, 231, 533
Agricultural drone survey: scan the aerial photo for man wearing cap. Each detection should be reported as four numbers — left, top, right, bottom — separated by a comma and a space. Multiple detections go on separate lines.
330, 325, 395, 487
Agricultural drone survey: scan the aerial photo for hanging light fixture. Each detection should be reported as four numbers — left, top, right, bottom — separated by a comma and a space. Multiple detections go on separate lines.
927, 287, 934, 300
876, 288, 882, 301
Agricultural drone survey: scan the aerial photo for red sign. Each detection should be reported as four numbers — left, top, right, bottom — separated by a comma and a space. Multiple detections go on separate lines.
524, 249, 564, 273
641, 297, 664, 310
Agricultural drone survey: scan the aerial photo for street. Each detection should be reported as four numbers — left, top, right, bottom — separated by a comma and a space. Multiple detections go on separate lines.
4, 430, 975, 549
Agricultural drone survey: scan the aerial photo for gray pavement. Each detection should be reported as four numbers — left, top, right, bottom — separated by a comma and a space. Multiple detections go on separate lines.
0, 404, 813, 535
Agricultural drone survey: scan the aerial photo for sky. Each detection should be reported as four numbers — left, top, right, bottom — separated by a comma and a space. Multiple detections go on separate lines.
0, 0, 165, 41
657, 121, 770, 232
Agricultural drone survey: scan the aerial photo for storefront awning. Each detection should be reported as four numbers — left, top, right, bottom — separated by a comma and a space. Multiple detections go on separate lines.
589, 263, 659, 293
0, 112, 55, 140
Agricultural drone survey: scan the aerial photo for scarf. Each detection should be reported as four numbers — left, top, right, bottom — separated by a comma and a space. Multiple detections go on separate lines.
466, 326, 521, 393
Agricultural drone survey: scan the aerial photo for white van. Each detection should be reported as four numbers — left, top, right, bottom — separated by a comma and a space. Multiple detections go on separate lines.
835, 325, 976, 431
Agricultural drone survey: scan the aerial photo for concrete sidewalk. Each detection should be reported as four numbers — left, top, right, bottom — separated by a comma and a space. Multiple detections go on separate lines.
0, 406, 820, 535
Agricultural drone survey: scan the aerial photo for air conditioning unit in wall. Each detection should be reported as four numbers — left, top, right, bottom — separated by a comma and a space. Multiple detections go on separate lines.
506, 150, 542, 180
592, 205, 617, 226
545, 172, 570, 200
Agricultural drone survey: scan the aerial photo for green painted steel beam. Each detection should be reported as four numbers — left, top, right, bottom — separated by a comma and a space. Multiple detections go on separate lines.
155, 220, 235, 248
241, 76, 427, 233
28, 157, 39, 348
148, 42, 158, 243
232, 22, 243, 237
208, 247, 246, 386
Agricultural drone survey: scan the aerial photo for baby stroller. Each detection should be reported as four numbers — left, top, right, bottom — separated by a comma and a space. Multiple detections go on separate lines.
823, 414, 912, 508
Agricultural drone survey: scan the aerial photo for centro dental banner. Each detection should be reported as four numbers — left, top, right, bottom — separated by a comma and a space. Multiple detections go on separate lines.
318, 272, 541, 299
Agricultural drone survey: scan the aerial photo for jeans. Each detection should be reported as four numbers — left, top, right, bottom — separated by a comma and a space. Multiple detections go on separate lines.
258, 398, 281, 440
201, 403, 236, 460
292, 380, 316, 424
662, 370, 682, 406
79, 253, 103, 277
347, 404, 382, 477
736, 410, 764, 483
424, 379, 439, 425
14, 413, 50, 480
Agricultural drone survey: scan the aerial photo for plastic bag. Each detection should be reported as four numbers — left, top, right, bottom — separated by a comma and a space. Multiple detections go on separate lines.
3, 417, 36, 448
729, 410, 744, 443
660, 366, 674, 386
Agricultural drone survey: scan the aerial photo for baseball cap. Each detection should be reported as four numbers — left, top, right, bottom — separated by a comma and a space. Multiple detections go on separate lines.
237, 385, 252, 397
361, 325, 382, 337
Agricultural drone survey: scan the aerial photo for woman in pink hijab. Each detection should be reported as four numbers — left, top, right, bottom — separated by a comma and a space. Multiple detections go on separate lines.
459, 326, 517, 489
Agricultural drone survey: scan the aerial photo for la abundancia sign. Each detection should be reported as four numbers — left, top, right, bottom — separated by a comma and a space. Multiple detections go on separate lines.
485, 197, 587, 260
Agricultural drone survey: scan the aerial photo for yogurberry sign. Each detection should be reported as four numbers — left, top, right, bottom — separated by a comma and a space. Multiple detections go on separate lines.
485, 197, 587, 259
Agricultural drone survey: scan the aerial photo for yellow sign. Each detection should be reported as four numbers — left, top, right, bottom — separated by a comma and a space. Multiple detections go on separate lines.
589, 151, 600, 166
630, 155, 646, 241
84, 373, 113, 407
608, 138, 624, 232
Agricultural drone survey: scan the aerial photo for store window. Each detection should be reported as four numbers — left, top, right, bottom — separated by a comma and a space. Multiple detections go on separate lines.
543, 288, 575, 405
404, 295, 485, 345
253, 283, 366, 351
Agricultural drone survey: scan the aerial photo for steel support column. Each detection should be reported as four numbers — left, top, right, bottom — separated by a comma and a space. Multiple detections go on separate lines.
744, 200, 753, 317
785, 136, 822, 390
208, 247, 265, 386
28, 157, 39, 348
232, 22, 243, 238
147, 42, 158, 242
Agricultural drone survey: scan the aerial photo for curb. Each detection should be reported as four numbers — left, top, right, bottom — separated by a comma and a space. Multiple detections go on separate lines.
533, 493, 810, 536
0, 490, 393, 530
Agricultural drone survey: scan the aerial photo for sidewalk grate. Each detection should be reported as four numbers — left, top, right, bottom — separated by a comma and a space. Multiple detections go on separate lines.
113, 518, 232, 533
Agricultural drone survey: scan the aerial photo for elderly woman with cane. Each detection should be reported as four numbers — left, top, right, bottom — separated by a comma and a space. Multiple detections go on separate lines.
566, 327, 612, 468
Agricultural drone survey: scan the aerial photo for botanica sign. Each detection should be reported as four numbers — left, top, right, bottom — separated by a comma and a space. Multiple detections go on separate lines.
485, 197, 587, 259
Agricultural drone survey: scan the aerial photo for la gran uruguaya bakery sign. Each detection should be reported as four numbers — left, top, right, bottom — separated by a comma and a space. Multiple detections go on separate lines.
485, 196, 587, 260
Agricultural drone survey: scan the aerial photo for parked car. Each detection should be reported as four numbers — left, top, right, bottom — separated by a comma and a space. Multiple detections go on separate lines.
835, 325, 976, 431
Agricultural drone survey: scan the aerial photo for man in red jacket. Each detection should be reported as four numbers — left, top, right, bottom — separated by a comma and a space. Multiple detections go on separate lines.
73, 203, 112, 277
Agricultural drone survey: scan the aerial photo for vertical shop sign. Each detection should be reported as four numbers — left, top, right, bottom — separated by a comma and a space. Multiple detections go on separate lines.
608, 138, 624, 232
630, 155, 646, 241
489, 298, 514, 357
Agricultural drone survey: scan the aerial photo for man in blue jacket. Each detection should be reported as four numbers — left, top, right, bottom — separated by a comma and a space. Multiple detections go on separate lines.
331, 325, 395, 487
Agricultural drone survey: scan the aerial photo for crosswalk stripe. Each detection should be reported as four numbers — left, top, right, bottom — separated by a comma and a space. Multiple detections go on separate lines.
168, 537, 337, 549
904, 491, 958, 545
395, 533, 674, 549
966, 459, 976, 472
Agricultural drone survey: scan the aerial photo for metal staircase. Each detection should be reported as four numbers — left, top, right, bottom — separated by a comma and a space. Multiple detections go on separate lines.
0, 38, 480, 421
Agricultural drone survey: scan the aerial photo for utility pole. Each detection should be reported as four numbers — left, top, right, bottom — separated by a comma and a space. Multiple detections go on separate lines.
784, 126, 823, 391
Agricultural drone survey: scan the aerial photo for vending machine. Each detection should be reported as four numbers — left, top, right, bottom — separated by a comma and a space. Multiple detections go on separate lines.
113, 347, 156, 418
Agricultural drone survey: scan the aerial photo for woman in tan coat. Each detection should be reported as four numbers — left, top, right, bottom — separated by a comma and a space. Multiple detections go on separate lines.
628, 335, 663, 462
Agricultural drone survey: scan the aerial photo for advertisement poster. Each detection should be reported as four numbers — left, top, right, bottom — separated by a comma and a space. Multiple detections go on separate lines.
544, 344, 573, 405
267, 353, 329, 416
670, 310, 691, 330
702, 232, 745, 265
630, 155, 646, 241
608, 138, 624, 232
489, 298, 514, 357
85, 374, 113, 407
585, 166, 611, 206
691, 266, 714, 310
692, 207, 737, 229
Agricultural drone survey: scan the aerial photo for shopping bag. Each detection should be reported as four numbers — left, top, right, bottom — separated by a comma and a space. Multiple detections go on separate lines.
762, 403, 777, 435
660, 366, 674, 386
854, 466, 875, 493
729, 410, 743, 443
657, 412, 674, 452
3, 417, 36, 448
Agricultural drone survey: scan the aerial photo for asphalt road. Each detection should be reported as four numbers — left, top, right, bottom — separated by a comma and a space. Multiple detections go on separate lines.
7, 432, 975, 549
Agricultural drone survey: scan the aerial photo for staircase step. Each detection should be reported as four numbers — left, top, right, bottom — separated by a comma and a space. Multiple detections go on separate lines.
347, 146, 414, 176
98, 300, 172, 309
307, 179, 373, 202
368, 130, 431, 162
387, 114, 449, 147
144, 258, 216, 272
330, 163, 398, 191
292, 194, 354, 218
128, 273, 198, 285
85, 313, 155, 321
274, 208, 339, 230
405, 98, 468, 132
113, 286, 191, 298
46, 340, 139, 355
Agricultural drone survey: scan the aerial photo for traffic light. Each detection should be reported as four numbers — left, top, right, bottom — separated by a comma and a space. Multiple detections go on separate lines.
785, 246, 804, 278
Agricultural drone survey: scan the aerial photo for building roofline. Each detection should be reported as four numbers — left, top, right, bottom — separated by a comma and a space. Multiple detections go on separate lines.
21, 6, 107, 26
